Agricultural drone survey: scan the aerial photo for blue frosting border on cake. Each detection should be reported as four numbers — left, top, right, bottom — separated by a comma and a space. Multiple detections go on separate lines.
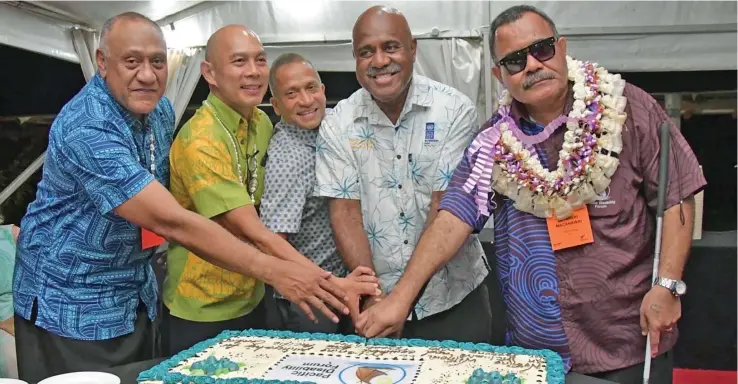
138, 329, 565, 384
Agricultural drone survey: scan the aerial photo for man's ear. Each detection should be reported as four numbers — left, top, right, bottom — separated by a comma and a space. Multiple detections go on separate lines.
270, 96, 281, 116
201, 60, 217, 87
492, 66, 503, 84
96, 49, 107, 78
410, 38, 417, 63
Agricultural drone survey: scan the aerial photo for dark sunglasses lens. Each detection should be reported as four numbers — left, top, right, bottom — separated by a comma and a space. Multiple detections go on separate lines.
531, 40, 555, 62
504, 60, 526, 75
502, 50, 528, 75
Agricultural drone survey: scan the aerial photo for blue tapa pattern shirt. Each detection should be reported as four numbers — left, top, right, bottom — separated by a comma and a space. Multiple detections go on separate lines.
439, 116, 571, 371
13, 73, 175, 341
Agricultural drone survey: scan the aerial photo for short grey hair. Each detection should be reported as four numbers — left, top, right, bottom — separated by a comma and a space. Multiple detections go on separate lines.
268, 53, 322, 95
98, 12, 163, 57
489, 5, 559, 62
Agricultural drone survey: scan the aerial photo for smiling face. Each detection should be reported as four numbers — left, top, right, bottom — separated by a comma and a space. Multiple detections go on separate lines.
352, 8, 416, 105
270, 61, 326, 130
96, 18, 167, 118
202, 26, 268, 117
492, 12, 568, 108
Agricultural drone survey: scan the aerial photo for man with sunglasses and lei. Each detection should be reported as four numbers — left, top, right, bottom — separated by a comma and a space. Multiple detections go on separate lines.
163, 25, 378, 356
360, 5, 705, 384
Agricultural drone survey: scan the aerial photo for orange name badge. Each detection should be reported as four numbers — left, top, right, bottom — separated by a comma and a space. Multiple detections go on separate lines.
141, 228, 165, 249
546, 206, 594, 251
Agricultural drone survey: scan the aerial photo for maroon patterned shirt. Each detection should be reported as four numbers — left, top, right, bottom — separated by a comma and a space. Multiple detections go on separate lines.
441, 82, 706, 373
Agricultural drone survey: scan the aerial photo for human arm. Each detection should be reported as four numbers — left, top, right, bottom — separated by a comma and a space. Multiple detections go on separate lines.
62, 122, 342, 323
314, 111, 376, 273
356, 150, 491, 337
637, 95, 707, 356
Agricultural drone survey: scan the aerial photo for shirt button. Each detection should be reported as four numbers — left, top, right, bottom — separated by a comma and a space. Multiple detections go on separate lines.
400, 212, 405, 217
403, 240, 409, 245
398, 184, 402, 189
396, 155, 402, 159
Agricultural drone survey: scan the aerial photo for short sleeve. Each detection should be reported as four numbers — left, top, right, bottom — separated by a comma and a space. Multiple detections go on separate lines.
438, 149, 490, 233
434, 100, 479, 191
171, 136, 251, 219
260, 144, 308, 234
161, 97, 176, 137
637, 96, 706, 210
61, 123, 154, 216
314, 110, 360, 199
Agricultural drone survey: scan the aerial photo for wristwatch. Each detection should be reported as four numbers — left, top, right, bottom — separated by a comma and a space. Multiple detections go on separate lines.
654, 277, 687, 297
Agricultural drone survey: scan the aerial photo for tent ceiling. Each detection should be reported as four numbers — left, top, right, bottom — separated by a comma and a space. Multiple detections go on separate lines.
0, 1, 736, 72
32, 0, 204, 28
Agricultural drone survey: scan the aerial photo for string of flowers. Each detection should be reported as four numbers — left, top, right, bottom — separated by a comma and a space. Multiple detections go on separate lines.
463, 56, 628, 220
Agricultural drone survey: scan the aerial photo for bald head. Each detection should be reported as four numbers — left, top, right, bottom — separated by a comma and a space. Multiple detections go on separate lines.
201, 24, 268, 119
205, 24, 262, 63
352, 5, 412, 48
351, 6, 416, 109
99, 12, 164, 57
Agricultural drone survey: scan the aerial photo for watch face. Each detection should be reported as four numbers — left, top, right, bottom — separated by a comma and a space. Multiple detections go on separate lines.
675, 281, 687, 295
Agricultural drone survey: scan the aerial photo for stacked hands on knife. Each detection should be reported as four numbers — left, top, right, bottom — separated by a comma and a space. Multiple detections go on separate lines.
270, 263, 408, 340
157, 252, 405, 339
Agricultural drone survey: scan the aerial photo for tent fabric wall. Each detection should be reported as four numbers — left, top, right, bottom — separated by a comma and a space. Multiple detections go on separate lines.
0, 2, 78, 63
3, 1, 736, 73
162, 1, 488, 48
165, 47, 206, 126
415, 38, 488, 125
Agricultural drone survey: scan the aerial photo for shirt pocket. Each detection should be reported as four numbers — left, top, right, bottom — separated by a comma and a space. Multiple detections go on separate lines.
409, 121, 448, 189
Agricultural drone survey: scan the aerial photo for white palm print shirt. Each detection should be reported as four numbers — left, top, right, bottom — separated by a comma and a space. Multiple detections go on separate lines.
315, 75, 488, 320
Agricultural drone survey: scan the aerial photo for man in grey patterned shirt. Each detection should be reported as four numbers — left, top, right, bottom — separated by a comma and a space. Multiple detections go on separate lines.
261, 53, 372, 333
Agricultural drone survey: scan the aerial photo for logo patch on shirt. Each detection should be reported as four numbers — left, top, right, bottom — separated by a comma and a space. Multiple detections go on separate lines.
593, 187, 616, 209
424, 123, 438, 146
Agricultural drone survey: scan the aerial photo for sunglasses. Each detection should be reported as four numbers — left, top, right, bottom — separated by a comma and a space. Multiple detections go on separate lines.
497, 37, 557, 75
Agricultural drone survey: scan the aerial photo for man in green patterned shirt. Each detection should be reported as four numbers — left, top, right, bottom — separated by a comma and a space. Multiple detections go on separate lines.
163, 25, 379, 356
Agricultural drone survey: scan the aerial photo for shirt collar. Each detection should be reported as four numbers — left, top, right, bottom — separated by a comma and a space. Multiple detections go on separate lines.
352, 75, 433, 122
90, 73, 149, 131
275, 119, 319, 147
206, 92, 259, 136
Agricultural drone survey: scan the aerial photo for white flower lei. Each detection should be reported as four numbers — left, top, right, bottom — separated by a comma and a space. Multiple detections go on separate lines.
462, 56, 628, 220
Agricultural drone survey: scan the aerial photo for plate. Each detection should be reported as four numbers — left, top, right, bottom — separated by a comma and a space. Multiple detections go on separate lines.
0, 380, 29, 384
37, 372, 120, 384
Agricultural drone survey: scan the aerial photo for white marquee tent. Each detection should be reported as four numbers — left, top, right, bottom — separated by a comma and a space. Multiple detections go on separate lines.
1, 1, 736, 120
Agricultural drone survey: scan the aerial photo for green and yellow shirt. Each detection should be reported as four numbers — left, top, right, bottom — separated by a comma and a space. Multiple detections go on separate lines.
165, 93, 273, 322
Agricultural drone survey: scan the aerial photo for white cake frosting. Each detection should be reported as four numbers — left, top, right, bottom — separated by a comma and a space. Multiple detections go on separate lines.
140, 333, 554, 384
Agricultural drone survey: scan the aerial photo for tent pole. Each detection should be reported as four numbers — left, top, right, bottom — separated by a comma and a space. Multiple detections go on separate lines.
0, 152, 45, 208
482, 26, 494, 118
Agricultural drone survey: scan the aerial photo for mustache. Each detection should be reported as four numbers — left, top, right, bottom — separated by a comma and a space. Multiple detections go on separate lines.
522, 71, 555, 90
366, 62, 403, 77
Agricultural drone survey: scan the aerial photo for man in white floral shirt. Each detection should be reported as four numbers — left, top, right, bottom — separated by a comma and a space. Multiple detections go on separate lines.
315, 5, 495, 342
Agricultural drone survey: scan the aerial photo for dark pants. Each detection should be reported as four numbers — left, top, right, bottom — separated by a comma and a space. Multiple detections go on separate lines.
161, 300, 267, 357
402, 280, 495, 343
15, 301, 155, 384
589, 350, 674, 384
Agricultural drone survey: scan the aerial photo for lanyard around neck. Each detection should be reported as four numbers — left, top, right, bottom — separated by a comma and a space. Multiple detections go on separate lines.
203, 101, 258, 199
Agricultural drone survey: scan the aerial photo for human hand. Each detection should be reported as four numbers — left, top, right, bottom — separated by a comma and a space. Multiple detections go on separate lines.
640, 285, 681, 357
271, 261, 349, 324
330, 267, 382, 324
355, 293, 411, 339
